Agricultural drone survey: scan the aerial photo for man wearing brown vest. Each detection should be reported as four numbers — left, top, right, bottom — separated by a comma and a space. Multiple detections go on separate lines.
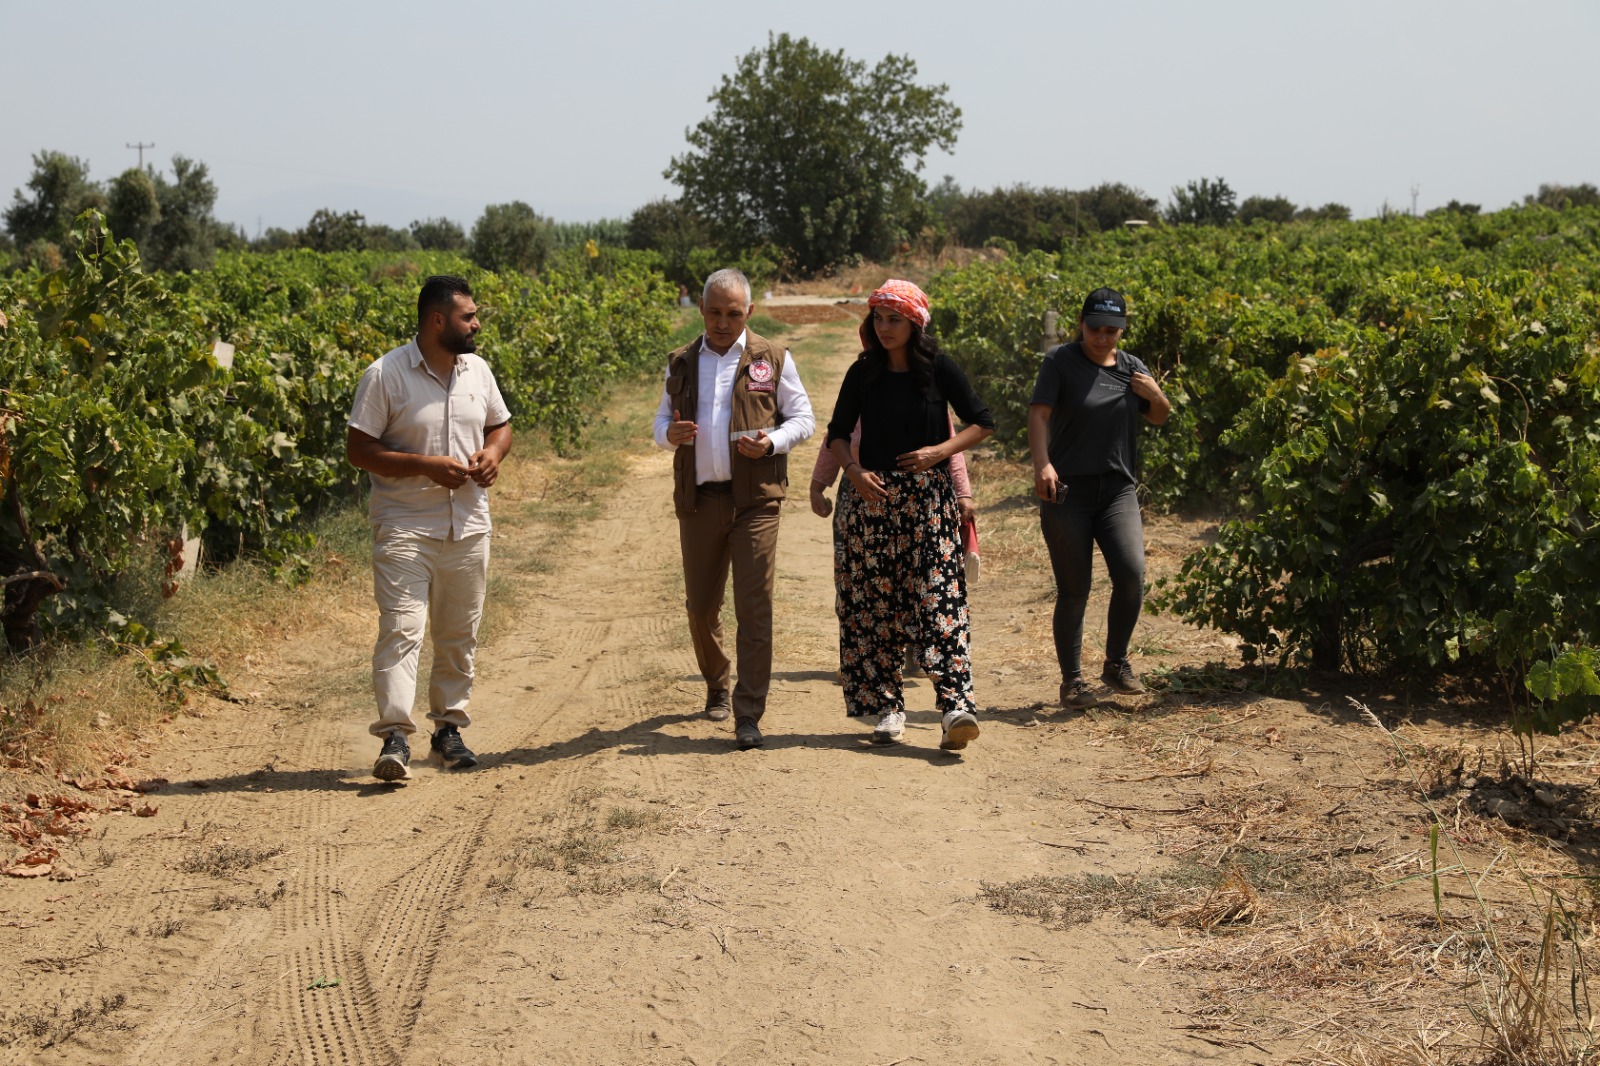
653, 269, 815, 749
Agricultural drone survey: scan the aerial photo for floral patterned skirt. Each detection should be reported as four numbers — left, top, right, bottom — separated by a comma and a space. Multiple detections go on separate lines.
834, 466, 976, 719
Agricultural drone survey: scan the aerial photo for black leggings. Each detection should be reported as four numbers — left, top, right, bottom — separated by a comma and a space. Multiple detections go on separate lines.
1038, 474, 1145, 681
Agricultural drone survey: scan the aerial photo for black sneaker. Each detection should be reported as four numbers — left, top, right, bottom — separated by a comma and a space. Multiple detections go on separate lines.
374, 731, 411, 781
704, 688, 732, 722
1100, 659, 1146, 696
1060, 677, 1098, 709
734, 717, 764, 750
430, 723, 478, 769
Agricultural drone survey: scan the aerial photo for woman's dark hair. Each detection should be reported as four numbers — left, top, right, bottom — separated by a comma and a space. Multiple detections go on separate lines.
859, 311, 942, 397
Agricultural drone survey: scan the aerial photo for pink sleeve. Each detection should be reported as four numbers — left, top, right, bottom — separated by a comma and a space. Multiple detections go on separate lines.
810, 421, 862, 487
948, 413, 972, 497
811, 436, 841, 486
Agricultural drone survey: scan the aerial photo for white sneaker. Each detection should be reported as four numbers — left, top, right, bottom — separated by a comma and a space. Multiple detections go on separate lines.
939, 709, 980, 751
872, 710, 906, 744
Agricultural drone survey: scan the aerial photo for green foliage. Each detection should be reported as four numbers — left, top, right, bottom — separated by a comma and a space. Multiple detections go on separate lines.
1428, 199, 1482, 217
1525, 182, 1600, 210
929, 205, 1600, 723
409, 217, 467, 251
1236, 195, 1297, 225
106, 612, 228, 703
1296, 202, 1352, 222
3, 151, 106, 252
0, 213, 209, 646
300, 209, 379, 253
935, 182, 1161, 250
1526, 647, 1600, 734
548, 218, 628, 250
626, 198, 716, 288
143, 155, 227, 272
106, 168, 162, 249
665, 32, 961, 275
7, 152, 230, 274
1166, 177, 1238, 226
0, 211, 673, 649
470, 201, 554, 275
1077, 182, 1163, 230
1159, 270, 1600, 684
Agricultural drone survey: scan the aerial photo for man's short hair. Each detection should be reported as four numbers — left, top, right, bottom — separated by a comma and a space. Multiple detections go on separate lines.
701, 268, 752, 307
419, 275, 473, 325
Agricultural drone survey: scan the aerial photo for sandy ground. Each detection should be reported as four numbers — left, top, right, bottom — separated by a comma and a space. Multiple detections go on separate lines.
2, 313, 1595, 1065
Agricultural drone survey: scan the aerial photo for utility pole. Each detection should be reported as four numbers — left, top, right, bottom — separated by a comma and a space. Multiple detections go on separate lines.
126, 141, 155, 169
1410, 183, 1420, 217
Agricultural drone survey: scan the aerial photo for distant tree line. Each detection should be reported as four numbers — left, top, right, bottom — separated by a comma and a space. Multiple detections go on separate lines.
6, 55, 1597, 286
3, 150, 240, 272
0, 151, 640, 279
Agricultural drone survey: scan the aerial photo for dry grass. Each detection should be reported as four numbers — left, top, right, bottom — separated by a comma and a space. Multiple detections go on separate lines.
508, 786, 676, 899
0, 991, 127, 1050
177, 842, 285, 877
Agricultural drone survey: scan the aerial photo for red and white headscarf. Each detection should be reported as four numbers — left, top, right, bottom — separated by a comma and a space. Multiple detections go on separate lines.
860, 278, 932, 350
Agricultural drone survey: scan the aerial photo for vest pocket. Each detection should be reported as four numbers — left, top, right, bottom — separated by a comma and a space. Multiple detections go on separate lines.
737, 453, 787, 501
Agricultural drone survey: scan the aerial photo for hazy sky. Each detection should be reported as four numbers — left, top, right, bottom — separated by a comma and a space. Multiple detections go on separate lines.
4, 0, 1596, 235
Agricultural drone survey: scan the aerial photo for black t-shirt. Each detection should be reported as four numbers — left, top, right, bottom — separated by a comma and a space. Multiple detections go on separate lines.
1029, 341, 1152, 480
826, 352, 996, 472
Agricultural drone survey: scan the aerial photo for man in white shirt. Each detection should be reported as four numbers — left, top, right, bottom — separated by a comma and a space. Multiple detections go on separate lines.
348, 275, 512, 781
654, 269, 814, 749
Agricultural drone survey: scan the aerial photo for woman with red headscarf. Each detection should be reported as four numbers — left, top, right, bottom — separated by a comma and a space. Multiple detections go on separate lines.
825, 280, 995, 750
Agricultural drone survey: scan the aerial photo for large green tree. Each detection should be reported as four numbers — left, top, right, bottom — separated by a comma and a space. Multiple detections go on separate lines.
1166, 176, 1237, 226
144, 155, 226, 271
4, 151, 106, 252
106, 167, 163, 248
410, 216, 467, 251
469, 201, 554, 274
1236, 194, 1297, 225
1077, 182, 1161, 231
666, 33, 961, 274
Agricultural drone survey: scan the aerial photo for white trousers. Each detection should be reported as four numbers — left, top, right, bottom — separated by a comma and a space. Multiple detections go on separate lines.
369, 527, 490, 737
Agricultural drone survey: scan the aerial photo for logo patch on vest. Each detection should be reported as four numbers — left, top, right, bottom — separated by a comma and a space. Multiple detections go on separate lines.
746, 358, 774, 392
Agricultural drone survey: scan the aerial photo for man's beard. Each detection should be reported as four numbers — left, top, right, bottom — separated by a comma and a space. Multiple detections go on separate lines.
442, 326, 477, 355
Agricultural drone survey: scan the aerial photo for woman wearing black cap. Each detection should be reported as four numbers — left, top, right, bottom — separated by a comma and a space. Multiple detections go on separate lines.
1028, 288, 1171, 709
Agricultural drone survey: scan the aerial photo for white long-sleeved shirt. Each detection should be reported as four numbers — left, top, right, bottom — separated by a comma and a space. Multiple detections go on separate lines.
652, 331, 815, 484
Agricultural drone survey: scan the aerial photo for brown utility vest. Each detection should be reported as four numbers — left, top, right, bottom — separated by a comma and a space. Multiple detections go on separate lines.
666, 331, 789, 516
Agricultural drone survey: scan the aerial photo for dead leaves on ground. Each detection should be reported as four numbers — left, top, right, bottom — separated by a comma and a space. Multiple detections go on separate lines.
2, 772, 164, 880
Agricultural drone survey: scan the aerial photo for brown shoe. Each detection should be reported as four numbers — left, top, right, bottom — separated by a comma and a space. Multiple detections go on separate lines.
1060, 678, 1098, 709
1100, 660, 1146, 696
705, 688, 732, 722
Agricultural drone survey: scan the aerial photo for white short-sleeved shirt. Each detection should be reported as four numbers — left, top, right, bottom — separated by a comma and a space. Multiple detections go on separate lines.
348, 339, 511, 540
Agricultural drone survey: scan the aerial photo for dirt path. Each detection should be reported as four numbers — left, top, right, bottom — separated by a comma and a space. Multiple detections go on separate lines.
2, 316, 1582, 1064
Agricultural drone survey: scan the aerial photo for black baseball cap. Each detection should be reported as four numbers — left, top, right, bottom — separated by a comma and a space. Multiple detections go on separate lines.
1081, 287, 1128, 329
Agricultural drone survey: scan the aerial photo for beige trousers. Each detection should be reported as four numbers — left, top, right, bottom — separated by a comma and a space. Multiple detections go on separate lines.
369, 526, 490, 737
678, 485, 782, 721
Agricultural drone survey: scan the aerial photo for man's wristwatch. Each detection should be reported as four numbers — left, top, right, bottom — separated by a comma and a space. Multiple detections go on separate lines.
765, 439, 775, 457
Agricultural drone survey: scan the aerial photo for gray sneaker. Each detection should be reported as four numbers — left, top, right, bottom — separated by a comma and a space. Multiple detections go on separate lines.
1100, 659, 1146, 696
1060, 678, 1098, 709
